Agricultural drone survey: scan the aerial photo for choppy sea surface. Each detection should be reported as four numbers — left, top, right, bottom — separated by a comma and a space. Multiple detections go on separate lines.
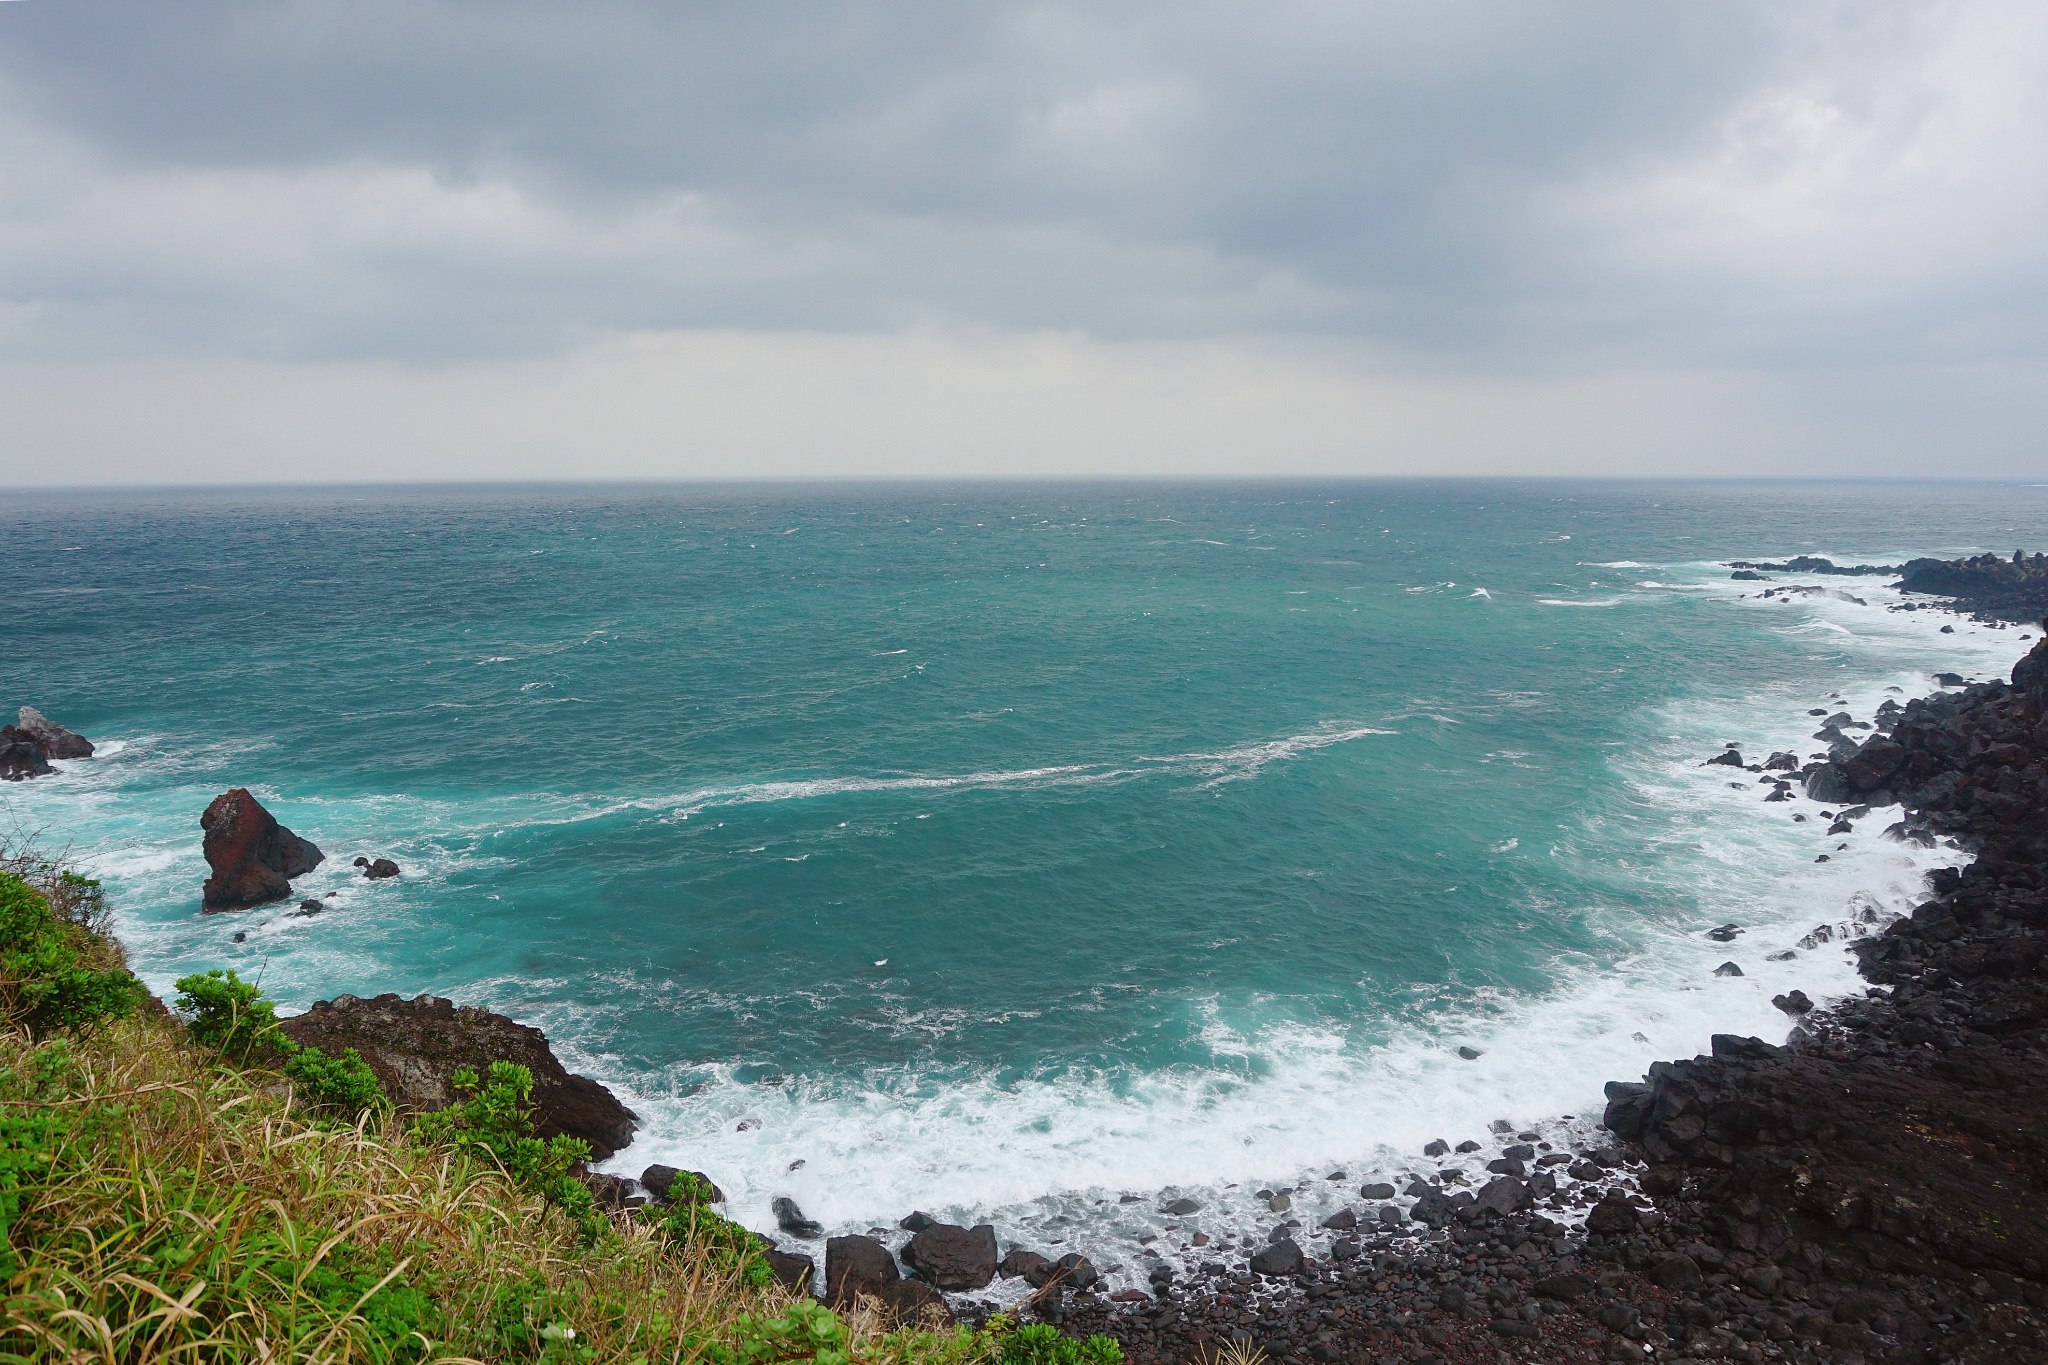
4, 480, 2045, 1285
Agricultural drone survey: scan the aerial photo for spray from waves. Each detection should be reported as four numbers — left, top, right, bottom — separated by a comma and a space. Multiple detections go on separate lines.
537, 723, 1403, 822
591, 806, 1941, 1264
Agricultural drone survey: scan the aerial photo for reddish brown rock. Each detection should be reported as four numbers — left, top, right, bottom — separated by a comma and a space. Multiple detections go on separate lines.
199, 788, 325, 910
276, 991, 638, 1159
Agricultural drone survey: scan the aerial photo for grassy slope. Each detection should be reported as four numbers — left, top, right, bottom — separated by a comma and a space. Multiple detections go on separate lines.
0, 848, 1023, 1365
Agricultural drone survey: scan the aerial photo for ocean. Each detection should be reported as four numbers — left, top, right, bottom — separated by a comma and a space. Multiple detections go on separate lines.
4, 479, 2043, 1288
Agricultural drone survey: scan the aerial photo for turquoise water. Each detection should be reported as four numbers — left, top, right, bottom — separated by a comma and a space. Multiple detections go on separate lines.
4, 480, 2044, 1270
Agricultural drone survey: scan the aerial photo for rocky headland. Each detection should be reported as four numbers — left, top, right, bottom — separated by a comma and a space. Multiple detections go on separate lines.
276, 990, 640, 1160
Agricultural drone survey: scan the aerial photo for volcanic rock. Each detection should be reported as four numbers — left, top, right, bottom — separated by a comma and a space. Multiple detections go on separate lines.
825, 1234, 900, 1308
276, 991, 637, 1158
16, 707, 93, 758
199, 788, 325, 910
902, 1221, 998, 1290
773, 1196, 824, 1239
0, 727, 55, 781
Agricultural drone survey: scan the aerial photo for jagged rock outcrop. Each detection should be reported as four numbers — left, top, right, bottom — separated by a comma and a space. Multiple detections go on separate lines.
0, 727, 55, 781
1899, 550, 2048, 622
199, 788, 325, 909
17, 707, 93, 758
276, 991, 638, 1159
1604, 632, 2048, 1319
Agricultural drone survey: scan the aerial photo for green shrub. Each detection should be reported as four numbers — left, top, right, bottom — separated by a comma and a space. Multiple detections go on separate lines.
641, 1187, 774, 1290
713, 1297, 851, 1365
284, 1042, 386, 1114
999, 1323, 1124, 1365
174, 967, 281, 1058
0, 870, 143, 1036
410, 1062, 602, 1241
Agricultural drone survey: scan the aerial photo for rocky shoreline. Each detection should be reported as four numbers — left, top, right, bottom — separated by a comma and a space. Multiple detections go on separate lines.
15, 551, 2048, 1362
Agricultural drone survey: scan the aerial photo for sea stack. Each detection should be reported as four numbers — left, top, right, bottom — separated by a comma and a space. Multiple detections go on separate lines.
199, 787, 326, 910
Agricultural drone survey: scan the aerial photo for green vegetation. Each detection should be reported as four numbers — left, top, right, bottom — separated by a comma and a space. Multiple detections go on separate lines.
0, 846, 1130, 1365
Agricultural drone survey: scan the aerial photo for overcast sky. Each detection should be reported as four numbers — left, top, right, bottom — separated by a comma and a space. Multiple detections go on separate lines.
2, 0, 2044, 483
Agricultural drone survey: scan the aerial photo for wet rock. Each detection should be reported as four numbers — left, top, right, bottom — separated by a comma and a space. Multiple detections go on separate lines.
1772, 989, 1813, 1015
903, 1222, 998, 1291
1358, 1182, 1396, 1199
1705, 749, 1745, 767
899, 1210, 936, 1232
1470, 1176, 1530, 1217
0, 727, 55, 781
200, 788, 325, 910
1421, 1139, 1449, 1157
773, 1196, 825, 1239
1052, 1253, 1099, 1290
16, 707, 93, 758
1455, 1046, 1482, 1060
277, 991, 637, 1158
361, 857, 401, 880
1319, 1208, 1356, 1230
824, 1234, 900, 1308
1705, 924, 1742, 941
1247, 1239, 1303, 1277
1713, 961, 1744, 977
1161, 1197, 1202, 1216
1000, 1248, 1052, 1281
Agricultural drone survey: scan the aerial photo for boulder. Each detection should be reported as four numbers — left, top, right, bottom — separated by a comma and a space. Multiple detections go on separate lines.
0, 727, 55, 781
899, 1210, 936, 1232
764, 1248, 815, 1294
1584, 1195, 1640, 1235
1319, 1208, 1357, 1230
200, 788, 325, 910
1650, 1254, 1703, 1290
1470, 1176, 1531, 1217
362, 858, 401, 880
1533, 1272, 1595, 1301
276, 991, 637, 1158
1358, 1182, 1396, 1199
1162, 1196, 1202, 1216
16, 708, 93, 758
1247, 1239, 1303, 1277
902, 1222, 998, 1290
773, 1196, 824, 1239
825, 1234, 899, 1308
1052, 1253, 1100, 1290
879, 1280, 953, 1325
999, 1248, 1052, 1281
1408, 1190, 1457, 1226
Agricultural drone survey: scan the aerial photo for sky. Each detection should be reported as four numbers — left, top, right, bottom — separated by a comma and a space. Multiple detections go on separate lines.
1, 0, 2045, 484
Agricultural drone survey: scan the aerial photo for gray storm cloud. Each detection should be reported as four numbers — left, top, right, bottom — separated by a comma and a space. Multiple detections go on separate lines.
0, 1, 2044, 481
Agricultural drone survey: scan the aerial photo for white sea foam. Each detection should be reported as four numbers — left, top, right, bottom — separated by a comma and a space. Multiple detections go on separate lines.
575, 556, 2022, 1286
1537, 598, 1623, 607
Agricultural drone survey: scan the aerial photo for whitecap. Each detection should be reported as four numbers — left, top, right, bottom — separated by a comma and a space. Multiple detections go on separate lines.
1537, 598, 1622, 607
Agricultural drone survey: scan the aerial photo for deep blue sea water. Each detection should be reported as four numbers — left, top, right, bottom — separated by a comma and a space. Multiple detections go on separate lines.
4, 480, 2045, 1282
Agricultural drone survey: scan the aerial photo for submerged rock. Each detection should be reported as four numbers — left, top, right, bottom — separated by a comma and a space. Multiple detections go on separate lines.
276, 991, 637, 1158
200, 788, 324, 910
